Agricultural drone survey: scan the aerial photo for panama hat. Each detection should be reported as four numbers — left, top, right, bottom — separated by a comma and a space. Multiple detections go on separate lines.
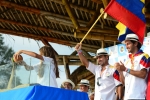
78, 79, 90, 86
94, 48, 109, 58
122, 34, 141, 44
62, 79, 75, 88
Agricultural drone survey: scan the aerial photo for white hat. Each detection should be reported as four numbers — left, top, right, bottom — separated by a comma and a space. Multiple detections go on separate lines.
94, 48, 109, 58
78, 79, 90, 86
122, 34, 141, 44
62, 79, 75, 89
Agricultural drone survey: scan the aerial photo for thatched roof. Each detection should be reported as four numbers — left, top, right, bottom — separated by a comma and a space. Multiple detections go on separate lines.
0, 0, 150, 88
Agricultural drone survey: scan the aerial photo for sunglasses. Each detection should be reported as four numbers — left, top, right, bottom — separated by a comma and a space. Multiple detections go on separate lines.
97, 77, 101, 86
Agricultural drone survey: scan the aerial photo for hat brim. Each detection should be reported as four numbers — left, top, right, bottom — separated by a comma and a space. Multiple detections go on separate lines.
62, 80, 75, 88
122, 39, 141, 44
93, 54, 110, 59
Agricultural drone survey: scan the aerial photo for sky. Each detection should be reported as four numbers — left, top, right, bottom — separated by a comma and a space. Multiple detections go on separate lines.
2, 34, 79, 88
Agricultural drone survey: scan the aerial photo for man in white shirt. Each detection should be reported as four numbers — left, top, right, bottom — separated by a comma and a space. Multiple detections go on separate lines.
78, 79, 90, 94
75, 44, 122, 100
114, 34, 150, 100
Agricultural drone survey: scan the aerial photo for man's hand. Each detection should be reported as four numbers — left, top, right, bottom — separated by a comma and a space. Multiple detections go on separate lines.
114, 61, 126, 72
75, 43, 82, 52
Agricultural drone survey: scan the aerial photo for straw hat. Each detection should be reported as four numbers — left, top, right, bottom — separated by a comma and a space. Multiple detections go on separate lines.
78, 79, 90, 86
62, 79, 75, 88
94, 48, 109, 58
122, 33, 141, 44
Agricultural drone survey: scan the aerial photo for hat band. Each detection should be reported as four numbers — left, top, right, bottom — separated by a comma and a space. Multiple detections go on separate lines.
126, 37, 139, 41
80, 83, 89, 85
97, 52, 108, 56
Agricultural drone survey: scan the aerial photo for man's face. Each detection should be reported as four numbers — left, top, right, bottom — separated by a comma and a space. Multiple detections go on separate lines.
89, 94, 94, 100
125, 40, 137, 53
97, 55, 108, 66
79, 85, 89, 92
64, 82, 72, 90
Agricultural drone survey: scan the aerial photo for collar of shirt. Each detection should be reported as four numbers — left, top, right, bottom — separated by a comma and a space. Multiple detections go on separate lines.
129, 49, 143, 59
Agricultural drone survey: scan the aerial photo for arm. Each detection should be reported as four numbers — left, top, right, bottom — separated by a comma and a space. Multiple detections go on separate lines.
14, 50, 43, 60
18, 60, 34, 71
75, 43, 89, 68
128, 68, 147, 79
116, 85, 123, 100
115, 62, 147, 79
119, 71, 125, 85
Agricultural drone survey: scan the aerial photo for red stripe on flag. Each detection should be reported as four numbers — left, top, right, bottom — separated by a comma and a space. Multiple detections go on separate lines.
113, 71, 120, 81
105, 0, 145, 43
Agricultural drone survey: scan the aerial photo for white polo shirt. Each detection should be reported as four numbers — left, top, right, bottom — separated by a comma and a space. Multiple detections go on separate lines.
123, 53, 149, 100
33, 56, 58, 88
87, 62, 122, 100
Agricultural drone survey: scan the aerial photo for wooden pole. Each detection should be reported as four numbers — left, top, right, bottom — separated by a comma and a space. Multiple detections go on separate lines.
63, 56, 70, 78
80, 11, 105, 43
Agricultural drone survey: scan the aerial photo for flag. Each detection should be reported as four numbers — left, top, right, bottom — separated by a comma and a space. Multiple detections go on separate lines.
104, 0, 146, 44
116, 22, 133, 42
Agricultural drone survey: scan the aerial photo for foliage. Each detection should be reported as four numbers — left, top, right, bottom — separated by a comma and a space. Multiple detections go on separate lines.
0, 34, 22, 89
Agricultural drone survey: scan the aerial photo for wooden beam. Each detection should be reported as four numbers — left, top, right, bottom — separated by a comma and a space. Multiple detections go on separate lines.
74, 32, 118, 41
77, 26, 118, 34
145, 12, 150, 18
101, 0, 109, 8
70, 3, 95, 15
0, 0, 107, 29
0, 0, 40, 14
63, 56, 70, 78
0, 18, 73, 36
86, 6, 100, 28
70, 51, 77, 55
0, 28, 98, 52
57, 61, 82, 65
45, 16, 86, 27
91, 0, 102, 4
62, 0, 80, 28
82, 50, 91, 57
50, 0, 95, 14
114, 41, 116, 45
146, 19, 150, 27
101, 40, 105, 48
57, 55, 95, 60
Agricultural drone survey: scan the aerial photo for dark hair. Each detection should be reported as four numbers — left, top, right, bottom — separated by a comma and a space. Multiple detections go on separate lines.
130, 40, 141, 50
104, 55, 109, 60
39, 46, 59, 78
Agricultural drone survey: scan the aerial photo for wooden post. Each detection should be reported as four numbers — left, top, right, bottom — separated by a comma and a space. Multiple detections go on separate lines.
63, 56, 70, 79
114, 41, 116, 46
101, 40, 105, 48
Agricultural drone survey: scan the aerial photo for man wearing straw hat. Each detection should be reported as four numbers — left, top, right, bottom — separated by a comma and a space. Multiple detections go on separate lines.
62, 79, 75, 90
75, 44, 123, 100
78, 79, 91, 94
114, 34, 150, 100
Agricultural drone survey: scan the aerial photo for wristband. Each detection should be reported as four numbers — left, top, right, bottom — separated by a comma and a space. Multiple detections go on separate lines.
125, 68, 128, 72
77, 50, 82, 54
125, 68, 130, 73
127, 68, 130, 73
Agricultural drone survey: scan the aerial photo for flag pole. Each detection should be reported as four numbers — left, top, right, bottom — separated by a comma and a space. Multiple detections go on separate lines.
80, 11, 105, 43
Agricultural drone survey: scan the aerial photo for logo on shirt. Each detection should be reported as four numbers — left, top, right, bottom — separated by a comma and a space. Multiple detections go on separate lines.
105, 72, 110, 77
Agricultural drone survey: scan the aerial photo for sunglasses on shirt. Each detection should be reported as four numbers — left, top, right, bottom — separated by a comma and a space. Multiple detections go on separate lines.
97, 77, 101, 86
